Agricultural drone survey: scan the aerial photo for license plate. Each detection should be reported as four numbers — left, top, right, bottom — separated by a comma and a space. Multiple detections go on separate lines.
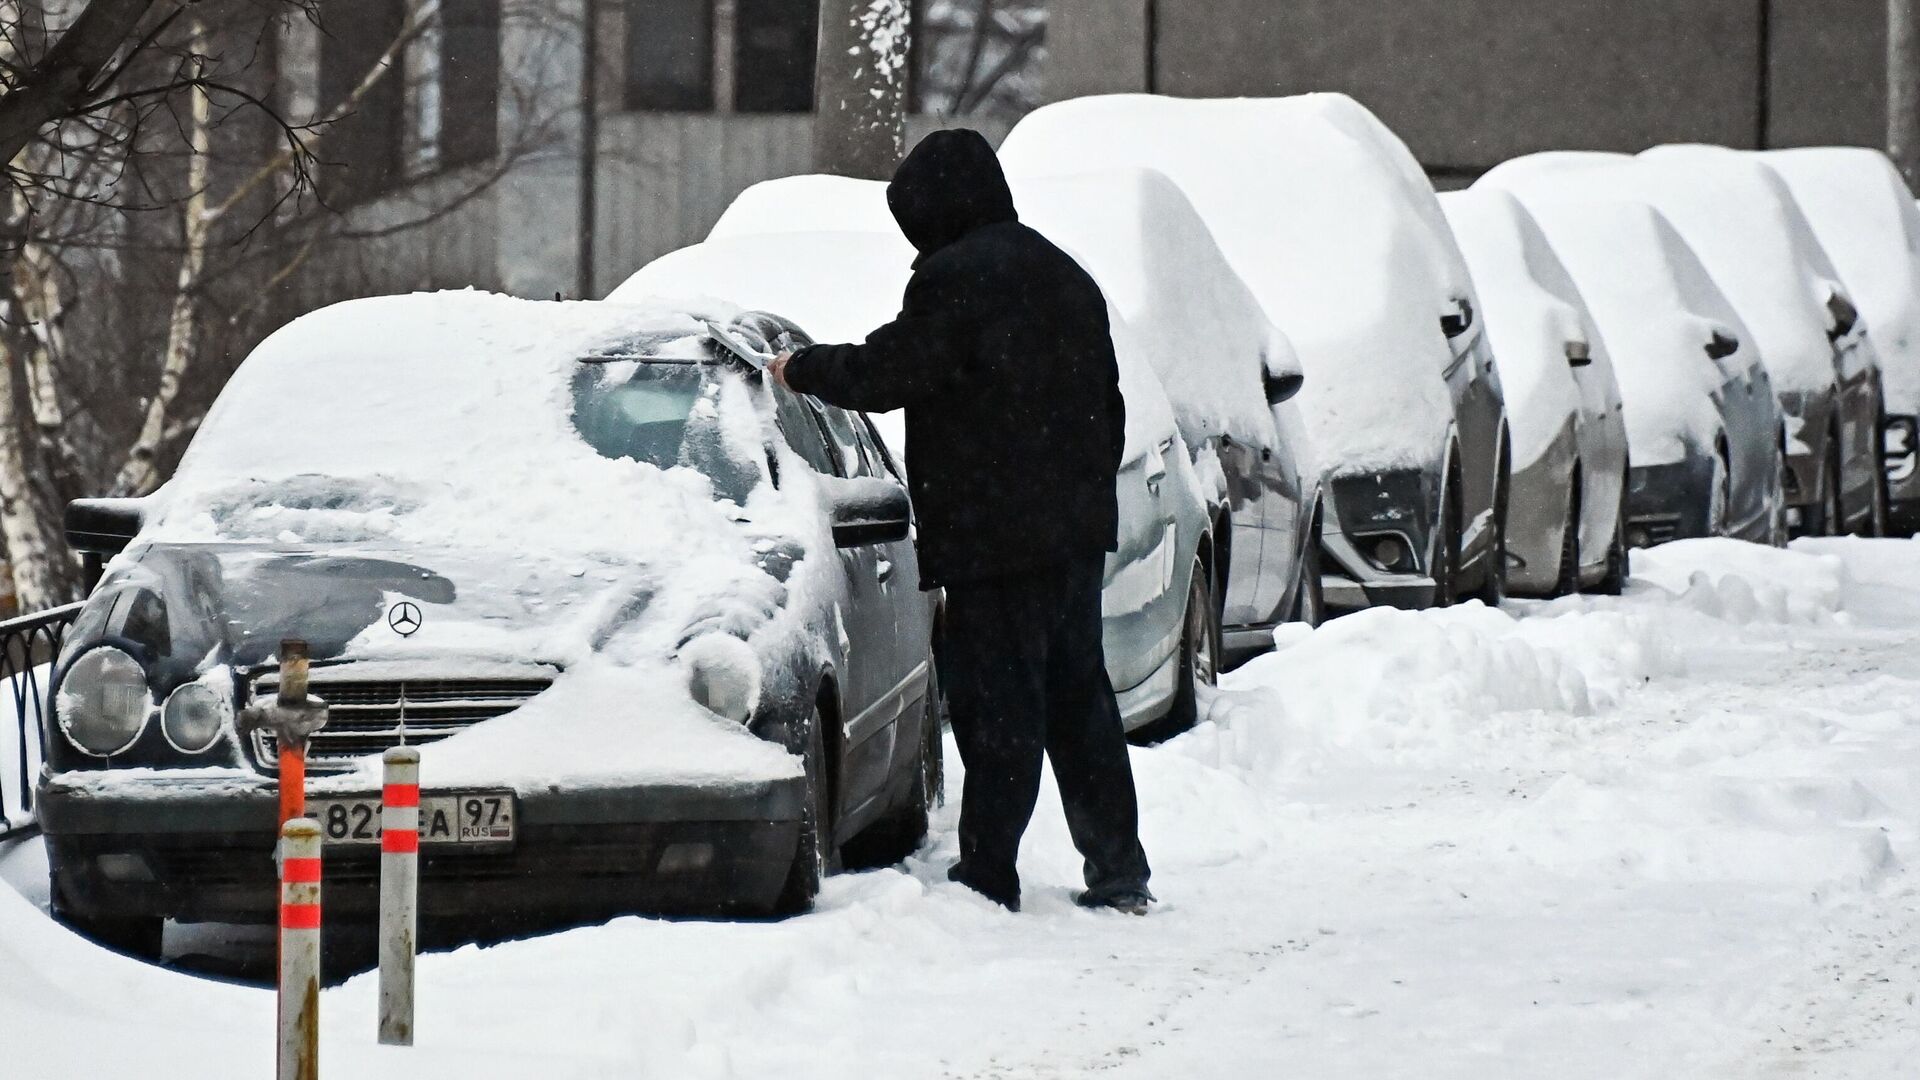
310, 791, 516, 847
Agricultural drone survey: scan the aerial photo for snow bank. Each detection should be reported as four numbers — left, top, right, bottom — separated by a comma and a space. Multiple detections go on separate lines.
1477, 191, 1742, 467
1000, 93, 1458, 475
1438, 189, 1599, 469
1763, 147, 1920, 414
611, 232, 1181, 466
1630, 536, 1846, 624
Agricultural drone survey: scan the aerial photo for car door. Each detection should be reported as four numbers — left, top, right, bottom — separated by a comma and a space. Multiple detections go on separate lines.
1707, 327, 1780, 532
1213, 433, 1275, 631
1442, 300, 1505, 561
809, 398, 916, 823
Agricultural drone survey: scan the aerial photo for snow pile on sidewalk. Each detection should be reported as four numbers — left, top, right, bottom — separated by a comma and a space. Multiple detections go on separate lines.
8, 538, 1920, 1078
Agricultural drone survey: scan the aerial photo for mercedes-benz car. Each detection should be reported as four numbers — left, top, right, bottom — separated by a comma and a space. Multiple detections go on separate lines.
611, 231, 1215, 737
1440, 189, 1631, 595
41, 294, 944, 955
999, 92, 1511, 612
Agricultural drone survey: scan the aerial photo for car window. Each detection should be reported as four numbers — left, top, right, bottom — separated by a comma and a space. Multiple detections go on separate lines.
570, 363, 762, 503
856, 414, 902, 483
771, 387, 837, 476
814, 406, 875, 478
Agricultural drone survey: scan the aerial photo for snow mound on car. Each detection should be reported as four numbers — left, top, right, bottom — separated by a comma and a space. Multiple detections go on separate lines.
1478, 191, 1740, 468
1438, 189, 1595, 470
999, 93, 1460, 475
612, 231, 1181, 466
1009, 168, 1300, 451
1763, 147, 1920, 414
708, 173, 897, 241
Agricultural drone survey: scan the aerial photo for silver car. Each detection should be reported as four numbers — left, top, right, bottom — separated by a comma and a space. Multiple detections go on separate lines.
611, 231, 1215, 737
1441, 190, 1631, 595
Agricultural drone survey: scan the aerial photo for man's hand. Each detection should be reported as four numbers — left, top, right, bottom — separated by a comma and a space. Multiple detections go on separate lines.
768, 350, 795, 390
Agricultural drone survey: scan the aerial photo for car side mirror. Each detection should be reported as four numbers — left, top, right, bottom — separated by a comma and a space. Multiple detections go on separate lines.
1705, 329, 1740, 361
1565, 340, 1593, 367
66, 498, 145, 556
826, 477, 912, 547
1826, 290, 1860, 342
1263, 370, 1305, 405
1440, 298, 1475, 339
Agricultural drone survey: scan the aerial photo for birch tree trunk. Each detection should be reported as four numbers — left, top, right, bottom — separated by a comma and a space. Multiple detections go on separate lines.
814, 0, 911, 180
111, 15, 212, 498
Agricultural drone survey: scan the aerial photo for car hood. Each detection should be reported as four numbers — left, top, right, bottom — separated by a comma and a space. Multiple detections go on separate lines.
70, 539, 802, 693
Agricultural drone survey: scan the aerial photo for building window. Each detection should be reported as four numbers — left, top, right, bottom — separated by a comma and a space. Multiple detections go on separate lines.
318, 0, 407, 202
440, 0, 502, 166
626, 0, 715, 111
733, 0, 816, 113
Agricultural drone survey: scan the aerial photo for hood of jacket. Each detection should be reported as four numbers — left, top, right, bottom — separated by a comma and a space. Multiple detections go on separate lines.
887, 128, 1019, 265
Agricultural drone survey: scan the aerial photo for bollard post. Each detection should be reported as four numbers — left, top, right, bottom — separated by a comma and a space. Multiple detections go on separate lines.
279, 817, 322, 1080
379, 746, 420, 1046
276, 640, 312, 828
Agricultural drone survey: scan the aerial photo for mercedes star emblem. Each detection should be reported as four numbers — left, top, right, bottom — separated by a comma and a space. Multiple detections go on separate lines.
388, 601, 423, 638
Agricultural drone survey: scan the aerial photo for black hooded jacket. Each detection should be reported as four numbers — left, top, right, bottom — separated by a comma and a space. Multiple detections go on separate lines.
784, 129, 1126, 589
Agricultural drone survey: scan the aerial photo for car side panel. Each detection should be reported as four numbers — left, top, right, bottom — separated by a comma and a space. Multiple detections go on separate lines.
1446, 327, 1505, 570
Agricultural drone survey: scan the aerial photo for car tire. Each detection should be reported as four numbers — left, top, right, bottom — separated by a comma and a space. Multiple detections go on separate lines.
842, 653, 942, 869
1709, 449, 1731, 536
1466, 461, 1509, 607
1552, 485, 1581, 598
1289, 513, 1325, 627
1817, 439, 1845, 537
1134, 557, 1217, 744
1863, 425, 1890, 537
1591, 469, 1629, 596
773, 703, 839, 915
50, 878, 163, 961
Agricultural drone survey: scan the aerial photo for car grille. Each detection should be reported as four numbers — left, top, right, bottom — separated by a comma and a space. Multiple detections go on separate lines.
246, 674, 552, 772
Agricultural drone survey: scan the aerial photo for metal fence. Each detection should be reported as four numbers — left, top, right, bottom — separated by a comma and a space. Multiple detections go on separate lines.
0, 602, 82, 841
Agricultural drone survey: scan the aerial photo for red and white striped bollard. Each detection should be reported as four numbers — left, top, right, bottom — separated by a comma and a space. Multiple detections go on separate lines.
279, 817, 322, 1080
379, 746, 420, 1046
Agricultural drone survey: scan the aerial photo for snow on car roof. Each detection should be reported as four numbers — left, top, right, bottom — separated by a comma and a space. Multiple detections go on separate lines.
1437, 189, 1596, 470
707, 173, 897, 241
1762, 147, 1920, 413
1481, 193, 1740, 466
1489, 147, 1844, 395
611, 231, 1180, 465
998, 93, 1459, 474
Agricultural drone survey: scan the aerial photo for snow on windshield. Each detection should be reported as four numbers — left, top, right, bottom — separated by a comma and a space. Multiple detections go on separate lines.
1488, 196, 1735, 466
999, 93, 1458, 474
1763, 147, 1920, 413
612, 230, 1182, 466
1438, 189, 1594, 470
152, 292, 796, 560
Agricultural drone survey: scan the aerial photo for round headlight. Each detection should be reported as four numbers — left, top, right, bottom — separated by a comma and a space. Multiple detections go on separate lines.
162, 681, 230, 754
57, 646, 152, 757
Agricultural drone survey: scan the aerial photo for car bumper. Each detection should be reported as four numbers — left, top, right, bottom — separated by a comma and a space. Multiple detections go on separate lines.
1321, 467, 1441, 611
41, 772, 807, 924
1886, 414, 1920, 533
1625, 458, 1716, 547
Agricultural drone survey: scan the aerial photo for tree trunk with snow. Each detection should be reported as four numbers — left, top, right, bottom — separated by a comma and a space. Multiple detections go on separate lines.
111, 16, 213, 499
1893, 0, 1920, 186
813, 0, 911, 180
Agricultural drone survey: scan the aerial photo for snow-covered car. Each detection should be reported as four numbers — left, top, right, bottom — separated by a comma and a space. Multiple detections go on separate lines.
41, 294, 943, 952
1439, 189, 1630, 595
1761, 147, 1920, 534
1491, 148, 1885, 536
1478, 185, 1785, 546
1007, 168, 1324, 662
999, 93, 1511, 612
610, 233, 1217, 735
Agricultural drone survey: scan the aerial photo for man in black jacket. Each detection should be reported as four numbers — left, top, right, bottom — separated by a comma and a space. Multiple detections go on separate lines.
770, 129, 1153, 914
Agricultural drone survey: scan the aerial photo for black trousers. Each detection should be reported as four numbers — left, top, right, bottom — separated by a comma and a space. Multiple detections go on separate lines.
940, 555, 1151, 908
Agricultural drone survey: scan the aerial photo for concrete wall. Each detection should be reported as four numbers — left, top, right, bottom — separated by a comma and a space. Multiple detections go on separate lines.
1046, 0, 1892, 171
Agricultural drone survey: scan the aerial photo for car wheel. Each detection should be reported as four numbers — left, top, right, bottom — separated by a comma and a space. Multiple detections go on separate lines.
773, 703, 839, 915
1709, 450, 1731, 536
1864, 427, 1890, 537
842, 652, 942, 869
1552, 486, 1581, 597
1289, 513, 1325, 627
1591, 468, 1629, 596
1134, 557, 1217, 744
50, 878, 163, 961
1818, 439, 1845, 537
1467, 473, 1509, 607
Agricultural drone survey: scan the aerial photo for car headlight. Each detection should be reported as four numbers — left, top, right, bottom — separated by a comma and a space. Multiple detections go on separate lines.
57, 646, 152, 757
161, 680, 231, 754
683, 634, 761, 724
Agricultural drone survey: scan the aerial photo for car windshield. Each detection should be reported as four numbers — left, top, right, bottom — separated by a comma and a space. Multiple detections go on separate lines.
570, 360, 765, 505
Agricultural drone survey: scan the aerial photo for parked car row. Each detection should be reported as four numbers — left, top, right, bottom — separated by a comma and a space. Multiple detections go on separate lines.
37, 93, 1920, 944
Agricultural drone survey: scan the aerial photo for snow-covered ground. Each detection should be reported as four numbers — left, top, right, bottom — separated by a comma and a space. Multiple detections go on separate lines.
5, 537, 1920, 1077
